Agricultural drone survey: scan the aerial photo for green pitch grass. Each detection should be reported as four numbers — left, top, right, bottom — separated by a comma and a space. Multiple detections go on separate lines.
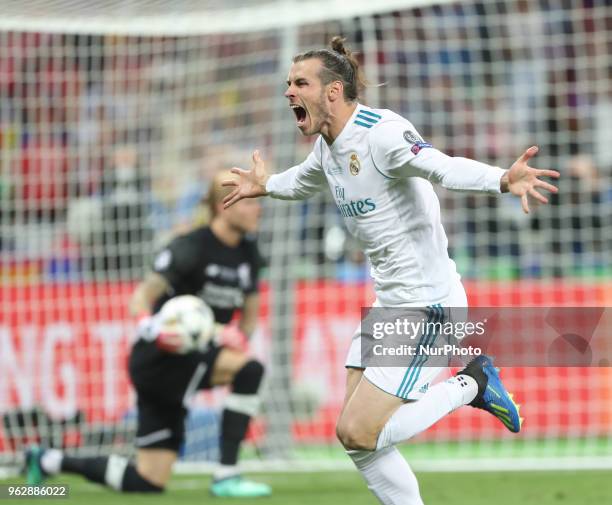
2, 470, 611, 504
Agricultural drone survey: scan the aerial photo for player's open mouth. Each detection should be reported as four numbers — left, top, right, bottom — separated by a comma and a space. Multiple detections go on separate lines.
290, 104, 307, 126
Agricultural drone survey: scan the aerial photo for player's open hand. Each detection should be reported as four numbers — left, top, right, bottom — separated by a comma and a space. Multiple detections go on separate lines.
222, 150, 269, 208
502, 146, 560, 213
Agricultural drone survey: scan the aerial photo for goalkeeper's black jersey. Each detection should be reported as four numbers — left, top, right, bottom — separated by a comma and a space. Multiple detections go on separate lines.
150, 226, 261, 324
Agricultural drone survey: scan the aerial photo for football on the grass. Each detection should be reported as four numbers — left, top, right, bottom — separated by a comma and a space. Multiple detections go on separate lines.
159, 295, 216, 352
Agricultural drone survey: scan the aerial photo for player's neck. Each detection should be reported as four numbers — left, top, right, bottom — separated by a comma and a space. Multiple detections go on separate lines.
210, 218, 242, 248
321, 102, 358, 145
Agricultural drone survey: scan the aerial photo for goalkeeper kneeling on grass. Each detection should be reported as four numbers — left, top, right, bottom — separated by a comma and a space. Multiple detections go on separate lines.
25, 171, 271, 498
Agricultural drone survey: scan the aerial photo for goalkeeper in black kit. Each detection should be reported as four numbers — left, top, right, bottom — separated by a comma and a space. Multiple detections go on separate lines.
25, 171, 271, 498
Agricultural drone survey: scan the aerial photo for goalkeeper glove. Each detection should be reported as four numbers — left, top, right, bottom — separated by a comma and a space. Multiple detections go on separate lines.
136, 312, 190, 354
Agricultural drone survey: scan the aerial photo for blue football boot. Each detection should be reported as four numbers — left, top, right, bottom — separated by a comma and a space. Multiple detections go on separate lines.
458, 355, 523, 433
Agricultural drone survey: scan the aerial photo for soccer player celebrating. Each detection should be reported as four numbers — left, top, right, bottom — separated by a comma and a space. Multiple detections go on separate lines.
222, 37, 560, 505
26, 171, 271, 498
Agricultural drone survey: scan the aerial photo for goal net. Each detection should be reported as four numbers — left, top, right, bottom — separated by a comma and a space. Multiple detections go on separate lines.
0, 0, 610, 474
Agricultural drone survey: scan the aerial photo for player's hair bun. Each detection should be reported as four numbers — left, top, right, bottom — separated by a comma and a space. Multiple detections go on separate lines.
330, 36, 349, 56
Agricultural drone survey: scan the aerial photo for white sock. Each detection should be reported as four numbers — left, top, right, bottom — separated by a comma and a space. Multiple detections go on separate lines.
40, 449, 63, 475
376, 375, 478, 450
347, 447, 423, 505
213, 464, 239, 481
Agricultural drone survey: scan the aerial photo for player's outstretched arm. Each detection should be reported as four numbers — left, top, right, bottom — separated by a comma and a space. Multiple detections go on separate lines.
222, 150, 269, 208
129, 272, 170, 317
500, 146, 560, 214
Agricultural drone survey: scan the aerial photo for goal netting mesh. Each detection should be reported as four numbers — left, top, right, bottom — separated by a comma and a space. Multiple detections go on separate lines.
0, 0, 611, 473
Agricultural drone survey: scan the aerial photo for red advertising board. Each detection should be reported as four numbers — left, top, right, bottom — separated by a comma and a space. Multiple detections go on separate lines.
0, 279, 610, 450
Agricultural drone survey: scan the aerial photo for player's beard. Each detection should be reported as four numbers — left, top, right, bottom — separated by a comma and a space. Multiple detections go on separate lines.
304, 89, 331, 136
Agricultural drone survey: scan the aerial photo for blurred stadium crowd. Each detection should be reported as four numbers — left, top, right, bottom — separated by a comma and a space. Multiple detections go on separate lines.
0, 0, 609, 283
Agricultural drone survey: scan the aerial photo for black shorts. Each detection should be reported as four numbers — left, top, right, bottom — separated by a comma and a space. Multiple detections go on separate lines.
128, 340, 224, 452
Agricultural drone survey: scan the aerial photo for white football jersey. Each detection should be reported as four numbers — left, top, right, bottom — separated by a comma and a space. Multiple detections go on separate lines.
267, 105, 505, 306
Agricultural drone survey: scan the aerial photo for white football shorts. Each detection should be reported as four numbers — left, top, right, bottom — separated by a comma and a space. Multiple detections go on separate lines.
345, 281, 468, 400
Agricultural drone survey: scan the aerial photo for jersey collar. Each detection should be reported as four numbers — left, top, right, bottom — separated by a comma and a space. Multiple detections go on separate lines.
328, 103, 362, 149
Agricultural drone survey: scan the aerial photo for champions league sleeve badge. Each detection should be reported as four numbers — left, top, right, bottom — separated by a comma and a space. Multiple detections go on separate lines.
404, 130, 432, 155
403, 130, 422, 144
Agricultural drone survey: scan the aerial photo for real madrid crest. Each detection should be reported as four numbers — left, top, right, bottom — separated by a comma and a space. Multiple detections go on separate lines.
349, 153, 361, 176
